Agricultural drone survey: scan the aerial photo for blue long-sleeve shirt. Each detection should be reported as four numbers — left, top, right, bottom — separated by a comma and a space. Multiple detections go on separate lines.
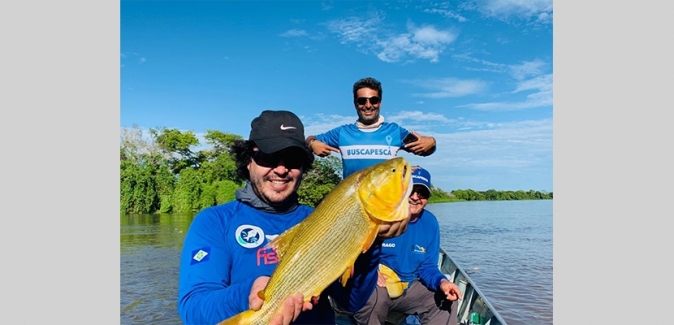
177, 200, 379, 324
379, 209, 446, 291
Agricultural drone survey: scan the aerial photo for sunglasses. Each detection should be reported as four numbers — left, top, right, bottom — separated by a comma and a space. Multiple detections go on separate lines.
411, 186, 430, 200
355, 96, 381, 105
252, 150, 304, 170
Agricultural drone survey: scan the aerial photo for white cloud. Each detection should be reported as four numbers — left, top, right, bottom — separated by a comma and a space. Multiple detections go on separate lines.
139, 57, 146, 64
321, 2, 333, 11
453, 53, 508, 73
417, 118, 552, 167
448, 54, 552, 110
279, 29, 308, 37
509, 59, 546, 80
513, 74, 551, 93
457, 74, 552, 111
404, 78, 488, 98
301, 114, 357, 136
453, 55, 550, 80
537, 12, 552, 24
412, 25, 456, 45
388, 110, 457, 124
326, 15, 381, 44
393, 117, 551, 190
326, 16, 457, 63
473, 0, 552, 22
377, 24, 458, 63
423, 8, 468, 22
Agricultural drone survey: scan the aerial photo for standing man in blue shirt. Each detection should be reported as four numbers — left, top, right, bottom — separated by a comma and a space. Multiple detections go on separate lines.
353, 166, 462, 325
305, 77, 437, 179
177, 110, 409, 325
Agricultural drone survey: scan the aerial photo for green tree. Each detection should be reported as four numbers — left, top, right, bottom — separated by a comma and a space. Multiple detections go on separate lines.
213, 180, 242, 205
297, 155, 343, 207
151, 127, 202, 174
172, 167, 204, 213
428, 185, 461, 203
120, 126, 174, 214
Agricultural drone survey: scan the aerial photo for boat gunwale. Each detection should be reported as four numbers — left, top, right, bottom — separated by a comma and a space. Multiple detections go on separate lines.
439, 247, 508, 325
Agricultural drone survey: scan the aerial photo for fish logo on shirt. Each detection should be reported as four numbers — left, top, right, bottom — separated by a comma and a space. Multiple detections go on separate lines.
413, 245, 426, 253
236, 225, 265, 248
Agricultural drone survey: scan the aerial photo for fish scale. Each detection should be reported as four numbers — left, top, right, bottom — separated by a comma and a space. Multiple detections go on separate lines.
218, 157, 412, 325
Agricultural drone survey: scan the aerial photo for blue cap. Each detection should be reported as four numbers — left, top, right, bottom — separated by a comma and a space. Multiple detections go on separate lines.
411, 166, 432, 197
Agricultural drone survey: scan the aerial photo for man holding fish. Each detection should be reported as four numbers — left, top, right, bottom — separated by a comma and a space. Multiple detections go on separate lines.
353, 166, 463, 325
177, 110, 411, 325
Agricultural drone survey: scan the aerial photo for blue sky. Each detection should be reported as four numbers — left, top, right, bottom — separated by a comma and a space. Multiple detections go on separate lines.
121, 0, 553, 192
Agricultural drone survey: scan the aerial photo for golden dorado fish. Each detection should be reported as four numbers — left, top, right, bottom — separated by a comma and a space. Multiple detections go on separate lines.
218, 157, 413, 325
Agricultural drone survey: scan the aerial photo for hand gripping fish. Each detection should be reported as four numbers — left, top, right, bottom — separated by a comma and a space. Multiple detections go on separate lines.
218, 157, 413, 325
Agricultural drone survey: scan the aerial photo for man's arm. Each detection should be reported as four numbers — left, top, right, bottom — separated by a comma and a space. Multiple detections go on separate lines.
177, 208, 257, 325
415, 215, 447, 292
306, 129, 341, 157
402, 130, 436, 157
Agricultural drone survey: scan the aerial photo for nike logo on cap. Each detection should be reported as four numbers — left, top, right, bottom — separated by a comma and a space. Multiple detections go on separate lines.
280, 124, 296, 130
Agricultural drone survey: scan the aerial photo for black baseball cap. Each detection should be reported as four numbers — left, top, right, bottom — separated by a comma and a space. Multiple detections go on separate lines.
249, 110, 308, 154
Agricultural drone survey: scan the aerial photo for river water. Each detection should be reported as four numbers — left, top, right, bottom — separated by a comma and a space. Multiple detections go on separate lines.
120, 200, 552, 325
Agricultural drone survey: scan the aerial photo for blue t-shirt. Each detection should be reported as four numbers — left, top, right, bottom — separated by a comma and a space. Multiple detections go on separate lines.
379, 209, 446, 292
315, 122, 411, 178
177, 200, 379, 324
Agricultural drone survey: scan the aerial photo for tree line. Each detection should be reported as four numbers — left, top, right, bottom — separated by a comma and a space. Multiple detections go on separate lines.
120, 126, 552, 215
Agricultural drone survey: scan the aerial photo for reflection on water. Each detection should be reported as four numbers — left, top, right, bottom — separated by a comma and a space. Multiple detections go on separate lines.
120, 213, 196, 325
120, 201, 552, 325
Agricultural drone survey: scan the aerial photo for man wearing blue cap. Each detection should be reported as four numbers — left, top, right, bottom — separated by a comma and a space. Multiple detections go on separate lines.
352, 166, 462, 325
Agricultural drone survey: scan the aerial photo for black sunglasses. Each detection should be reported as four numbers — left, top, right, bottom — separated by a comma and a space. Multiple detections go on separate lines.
411, 186, 430, 200
252, 150, 304, 170
355, 96, 381, 105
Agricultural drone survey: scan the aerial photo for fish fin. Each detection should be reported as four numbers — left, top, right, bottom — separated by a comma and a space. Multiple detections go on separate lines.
361, 223, 380, 253
216, 310, 255, 325
257, 289, 265, 301
340, 266, 354, 286
265, 222, 302, 260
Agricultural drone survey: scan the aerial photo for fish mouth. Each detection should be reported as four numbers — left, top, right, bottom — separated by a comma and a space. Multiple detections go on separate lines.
359, 158, 412, 222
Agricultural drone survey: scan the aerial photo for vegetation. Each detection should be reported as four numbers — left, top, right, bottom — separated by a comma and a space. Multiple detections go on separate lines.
428, 186, 464, 204
120, 126, 552, 214
450, 189, 552, 201
428, 188, 552, 204
120, 126, 343, 214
